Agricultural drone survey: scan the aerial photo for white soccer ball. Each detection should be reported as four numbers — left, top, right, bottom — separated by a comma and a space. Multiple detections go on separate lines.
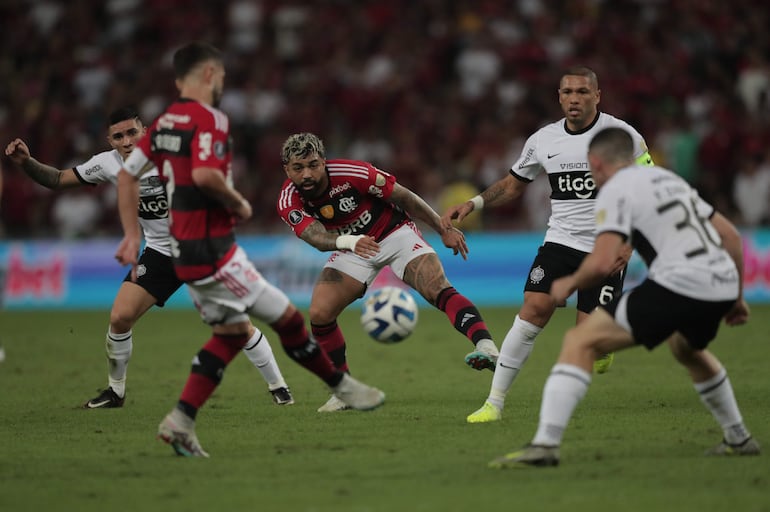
360, 286, 418, 343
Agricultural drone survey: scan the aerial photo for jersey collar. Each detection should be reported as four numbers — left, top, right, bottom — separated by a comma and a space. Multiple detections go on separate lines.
564, 111, 600, 135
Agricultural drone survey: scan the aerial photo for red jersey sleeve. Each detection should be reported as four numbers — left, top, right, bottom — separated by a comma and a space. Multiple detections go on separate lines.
365, 164, 397, 200
190, 108, 230, 173
137, 121, 153, 155
277, 179, 316, 237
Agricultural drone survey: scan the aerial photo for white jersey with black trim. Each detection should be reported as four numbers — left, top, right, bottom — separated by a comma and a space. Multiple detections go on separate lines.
511, 112, 649, 253
595, 164, 739, 301
73, 149, 171, 256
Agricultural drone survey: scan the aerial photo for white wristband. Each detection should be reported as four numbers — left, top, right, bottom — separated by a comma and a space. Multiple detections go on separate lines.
469, 195, 484, 211
335, 234, 365, 251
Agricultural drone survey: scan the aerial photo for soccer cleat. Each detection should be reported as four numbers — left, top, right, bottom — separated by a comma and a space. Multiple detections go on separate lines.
488, 444, 560, 469
157, 412, 209, 458
270, 386, 295, 405
317, 395, 352, 413
331, 374, 385, 411
465, 339, 499, 372
466, 401, 502, 424
84, 387, 125, 409
706, 437, 760, 456
593, 352, 614, 374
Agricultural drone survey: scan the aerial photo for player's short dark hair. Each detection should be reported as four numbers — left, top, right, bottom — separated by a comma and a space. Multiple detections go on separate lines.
589, 127, 634, 162
172, 41, 223, 79
281, 133, 326, 164
561, 65, 599, 89
108, 106, 140, 126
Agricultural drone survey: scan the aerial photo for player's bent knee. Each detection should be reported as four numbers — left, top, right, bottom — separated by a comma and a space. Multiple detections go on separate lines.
667, 333, 702, 365
520, 294, 557, 326
560, 326, 599, 361
109, 309, 139, 332
307, 307, 333, 325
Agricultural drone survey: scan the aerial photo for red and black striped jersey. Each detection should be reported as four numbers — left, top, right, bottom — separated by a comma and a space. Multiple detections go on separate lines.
134, 98, 236, 281
277, 159, 410, 242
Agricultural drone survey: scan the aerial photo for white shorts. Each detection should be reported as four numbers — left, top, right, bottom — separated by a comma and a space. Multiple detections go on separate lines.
186, 246, 289, 325
325, 222, 435, 285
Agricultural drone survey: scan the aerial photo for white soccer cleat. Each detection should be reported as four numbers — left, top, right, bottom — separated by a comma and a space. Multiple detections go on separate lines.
330, 374, 385, 411
157, 410, 210, 458
317, 394, 352, 413
465, 339, 499, 372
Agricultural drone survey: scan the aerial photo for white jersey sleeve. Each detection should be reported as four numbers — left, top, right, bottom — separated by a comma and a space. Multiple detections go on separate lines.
509, 131, 541, 182
72, 150, 123, 185
123, 147, 151, 177
595, 165, 739, 301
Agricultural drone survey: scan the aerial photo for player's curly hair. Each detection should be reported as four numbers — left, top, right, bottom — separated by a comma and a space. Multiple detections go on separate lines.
281, 133, 326, 164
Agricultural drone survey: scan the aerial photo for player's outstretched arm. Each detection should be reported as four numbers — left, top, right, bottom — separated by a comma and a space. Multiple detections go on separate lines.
390, 183, 468, 259
710, 211, 750, 326
551, 232, 624, 303
4, 138, 82, 189
440, 174, 528, 229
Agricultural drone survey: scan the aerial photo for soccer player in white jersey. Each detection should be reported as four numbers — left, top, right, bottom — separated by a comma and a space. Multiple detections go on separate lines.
442, 66, 654, 424
4, 107, 295, 407
489, 127, 758, 468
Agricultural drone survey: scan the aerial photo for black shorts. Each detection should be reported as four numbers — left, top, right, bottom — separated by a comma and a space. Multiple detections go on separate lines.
524, 242, 625, 313
602, 279, 734, 350
123, 247, 184, 307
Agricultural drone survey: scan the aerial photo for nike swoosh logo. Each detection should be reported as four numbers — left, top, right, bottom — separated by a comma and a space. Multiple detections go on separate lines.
547, 153, 560, 159
86, 399, 113, 408
499, 363, 519, 370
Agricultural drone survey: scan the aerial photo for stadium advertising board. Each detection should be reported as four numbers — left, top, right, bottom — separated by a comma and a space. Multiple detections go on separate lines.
1, 231, 770, 309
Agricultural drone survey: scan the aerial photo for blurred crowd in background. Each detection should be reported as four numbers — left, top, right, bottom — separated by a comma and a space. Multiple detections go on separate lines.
1, 0, 770, 239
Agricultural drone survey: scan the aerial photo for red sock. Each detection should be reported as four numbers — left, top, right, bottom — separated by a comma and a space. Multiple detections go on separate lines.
312, 321, 349, 373
179, 333, 248, 413
275, 310, 342, 386
435, 287, 492, 344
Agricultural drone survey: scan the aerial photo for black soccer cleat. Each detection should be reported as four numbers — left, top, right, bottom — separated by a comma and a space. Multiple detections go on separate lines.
84, 387, 125, 409
270, 386, 295, 405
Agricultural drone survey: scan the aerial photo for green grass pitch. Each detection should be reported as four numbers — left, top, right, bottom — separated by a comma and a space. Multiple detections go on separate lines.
0, 306, 768, 512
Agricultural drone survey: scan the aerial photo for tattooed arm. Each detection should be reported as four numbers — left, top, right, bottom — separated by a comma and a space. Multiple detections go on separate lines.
440, 173, 528, 228
5, 138, 82, 189
390, 183, 469, 259
389, 183, 446, 234
299, 220, 379, 258
479, 173, 529, 208
299, 221, 341, 251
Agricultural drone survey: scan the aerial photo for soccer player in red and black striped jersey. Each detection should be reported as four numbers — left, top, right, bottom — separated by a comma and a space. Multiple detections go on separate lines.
277, 132, 500, 412
115, 42, 384, 457
5, 108, 294, 409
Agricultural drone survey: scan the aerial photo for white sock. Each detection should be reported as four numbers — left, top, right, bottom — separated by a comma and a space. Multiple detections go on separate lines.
532, 364, 591, 447
487, 315, 542, 409
106, 329, 132, 398
694, 367, 751, 445
242, 328, 287, 390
